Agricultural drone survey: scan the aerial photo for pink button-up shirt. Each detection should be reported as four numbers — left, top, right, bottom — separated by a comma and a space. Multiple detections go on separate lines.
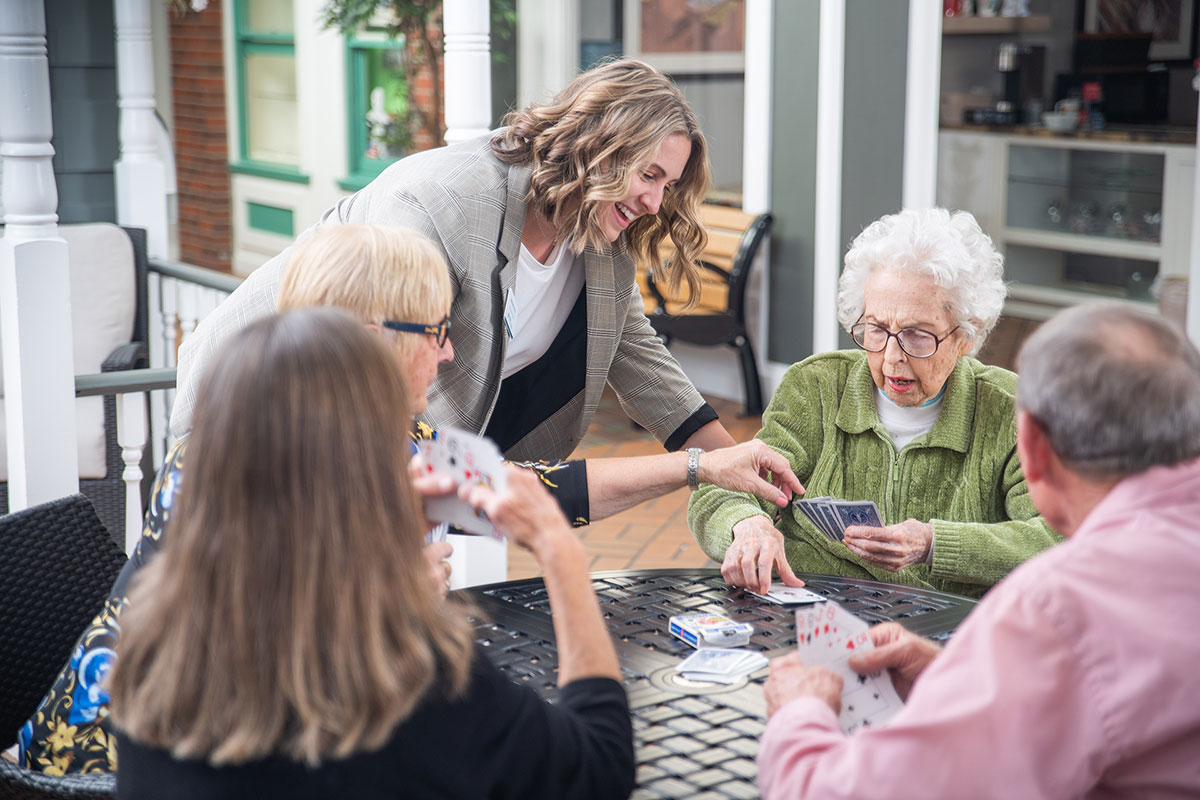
758, 457, 1200, 799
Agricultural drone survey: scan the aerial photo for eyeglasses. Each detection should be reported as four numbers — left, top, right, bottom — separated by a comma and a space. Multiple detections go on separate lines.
850, 319, 959, 359
382, 315, 451, 346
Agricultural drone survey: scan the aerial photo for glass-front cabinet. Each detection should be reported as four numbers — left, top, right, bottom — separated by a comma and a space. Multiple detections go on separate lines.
938, 131, 1195, 320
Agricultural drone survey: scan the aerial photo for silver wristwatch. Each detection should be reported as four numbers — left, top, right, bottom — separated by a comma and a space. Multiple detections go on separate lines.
686, 447, 704, 490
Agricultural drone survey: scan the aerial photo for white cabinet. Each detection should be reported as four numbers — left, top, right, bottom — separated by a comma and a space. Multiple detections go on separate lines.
938, 130, 1195, 320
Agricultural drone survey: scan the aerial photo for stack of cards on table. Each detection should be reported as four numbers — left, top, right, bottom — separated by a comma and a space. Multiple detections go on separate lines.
750, 583, 826, 605
417, 426, 507, 538
794, 497, 883, 542
675, 648, 768, 684
795, 601, 904, 734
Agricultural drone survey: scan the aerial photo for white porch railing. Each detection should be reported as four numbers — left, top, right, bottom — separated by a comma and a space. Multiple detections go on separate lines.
74, 257, 240, 553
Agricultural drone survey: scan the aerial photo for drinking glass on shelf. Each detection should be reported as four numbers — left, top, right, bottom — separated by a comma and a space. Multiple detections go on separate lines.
1045, 199, 1063, 226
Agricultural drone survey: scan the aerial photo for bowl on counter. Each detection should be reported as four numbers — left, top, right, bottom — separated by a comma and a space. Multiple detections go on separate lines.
1041, 111, 1079, 133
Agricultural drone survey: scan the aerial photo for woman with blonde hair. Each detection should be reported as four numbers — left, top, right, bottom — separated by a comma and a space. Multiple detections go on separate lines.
110, 308, 635, 798
18, 223, 795, 774
172, 57, 738, 463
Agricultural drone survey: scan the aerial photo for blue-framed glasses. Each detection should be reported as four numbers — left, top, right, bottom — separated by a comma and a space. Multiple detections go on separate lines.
382, 315, 451, 346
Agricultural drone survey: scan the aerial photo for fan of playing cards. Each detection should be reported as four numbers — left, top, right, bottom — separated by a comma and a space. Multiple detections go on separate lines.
417, 427, 507, 538
794, 497, 883, 542
676, 648, 768, 685
795, 601, 904, 734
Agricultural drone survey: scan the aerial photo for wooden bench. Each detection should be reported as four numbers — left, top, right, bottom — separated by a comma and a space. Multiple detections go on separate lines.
636, 204, 773, 415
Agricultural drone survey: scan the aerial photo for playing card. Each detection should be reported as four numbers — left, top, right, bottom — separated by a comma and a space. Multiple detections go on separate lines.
793, 499, 830, 540
750, 583, 827, 605
419, 427, 508, 538
814, 498, 845, 541
794, 603, 904, 734
833, 500, 884, 532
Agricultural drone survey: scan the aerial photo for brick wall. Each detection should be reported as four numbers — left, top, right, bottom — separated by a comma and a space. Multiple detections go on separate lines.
170, 5, 232, 273
407, 10, 445, 153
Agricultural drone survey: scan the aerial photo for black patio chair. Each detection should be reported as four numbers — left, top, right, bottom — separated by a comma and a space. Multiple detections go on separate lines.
644, 207, 773, 416
0, 494, 124, 798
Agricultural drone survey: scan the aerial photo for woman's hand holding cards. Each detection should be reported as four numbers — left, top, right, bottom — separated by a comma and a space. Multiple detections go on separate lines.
842, 519, 933, 571
764, 653, 843, 717
458, 466, 574, 553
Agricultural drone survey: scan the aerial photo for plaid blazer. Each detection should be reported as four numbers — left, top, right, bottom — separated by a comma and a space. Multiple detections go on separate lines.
171, 134, 708, 461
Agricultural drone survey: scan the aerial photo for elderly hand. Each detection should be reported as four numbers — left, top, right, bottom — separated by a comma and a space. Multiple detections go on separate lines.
723, 515, 805, 595
842, 519, 933, 571
423, 540, 454, 598
698, 440, 805, 508
764, 652, 842, 717
846, 622, 941, 701
459, 466, 572, 554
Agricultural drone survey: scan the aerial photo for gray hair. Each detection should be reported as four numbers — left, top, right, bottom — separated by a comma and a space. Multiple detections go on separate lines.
1016, 303, 1200, 478
837, 208, 1007, 355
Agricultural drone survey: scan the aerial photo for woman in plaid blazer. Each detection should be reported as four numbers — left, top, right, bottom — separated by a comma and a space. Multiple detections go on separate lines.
172, 59, 737, 462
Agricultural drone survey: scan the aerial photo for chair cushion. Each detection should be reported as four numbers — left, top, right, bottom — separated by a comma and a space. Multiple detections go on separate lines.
0, 223, 135, 480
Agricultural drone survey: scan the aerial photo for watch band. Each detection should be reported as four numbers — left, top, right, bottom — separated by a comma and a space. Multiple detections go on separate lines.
687, 447, 703, 490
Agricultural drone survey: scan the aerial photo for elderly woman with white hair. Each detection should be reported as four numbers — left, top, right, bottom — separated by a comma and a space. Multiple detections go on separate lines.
689, 208, 1062, 599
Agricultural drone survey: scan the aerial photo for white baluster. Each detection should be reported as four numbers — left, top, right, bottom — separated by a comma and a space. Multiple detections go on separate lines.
0, 0, 79, 509
146, 270, 166, 464
116, 391, 147, 554
159, 274, 179, 366
114, 0, 169, 258
442, 0, 492, 145
178, 280, 199, 342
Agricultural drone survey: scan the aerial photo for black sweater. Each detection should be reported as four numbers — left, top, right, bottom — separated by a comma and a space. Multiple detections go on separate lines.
116, 647, 634, 800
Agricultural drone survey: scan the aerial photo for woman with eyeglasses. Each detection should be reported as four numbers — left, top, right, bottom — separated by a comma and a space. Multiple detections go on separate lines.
18, 223, 798, 776
689, 208, 1062, 599
108, 309, 636, 799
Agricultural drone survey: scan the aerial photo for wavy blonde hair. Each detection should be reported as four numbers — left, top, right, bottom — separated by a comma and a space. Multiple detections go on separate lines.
279, 224, 453, 361
492, 58, 711, 307
109, 309, 475, 767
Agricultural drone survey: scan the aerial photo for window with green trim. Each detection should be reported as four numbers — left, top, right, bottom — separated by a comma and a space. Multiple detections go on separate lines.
343, 34, 409, 190
233, 0, 306, 182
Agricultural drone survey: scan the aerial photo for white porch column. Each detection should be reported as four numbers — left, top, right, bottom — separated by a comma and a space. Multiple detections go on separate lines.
114, 0, 169, 259
0, 0, 80, 509
516, 0, 578, 107
902, 0, 942, 210
812, 0, 845, 355
442, 0, 492, 145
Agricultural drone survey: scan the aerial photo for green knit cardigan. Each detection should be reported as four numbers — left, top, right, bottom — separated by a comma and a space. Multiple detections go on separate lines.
688, 350, 1064, 598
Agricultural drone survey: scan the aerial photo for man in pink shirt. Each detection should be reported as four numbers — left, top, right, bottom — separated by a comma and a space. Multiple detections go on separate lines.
758, 303, 1200, 799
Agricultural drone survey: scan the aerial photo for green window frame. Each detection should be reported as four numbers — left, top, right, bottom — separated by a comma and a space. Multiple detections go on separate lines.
340, 35, 409, 192
230, 0, 308, 184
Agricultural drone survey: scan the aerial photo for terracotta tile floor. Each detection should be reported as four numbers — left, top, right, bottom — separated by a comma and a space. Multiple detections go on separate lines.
506, 389, 764, 579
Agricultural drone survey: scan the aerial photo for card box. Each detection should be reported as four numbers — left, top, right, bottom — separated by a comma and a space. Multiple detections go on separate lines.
668, 613, 754, 649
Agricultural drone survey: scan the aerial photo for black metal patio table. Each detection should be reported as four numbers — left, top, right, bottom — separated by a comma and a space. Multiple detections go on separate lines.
465, 568, 977, 800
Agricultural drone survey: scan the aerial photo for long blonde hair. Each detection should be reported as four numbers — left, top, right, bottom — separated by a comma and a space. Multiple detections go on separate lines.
109, 308, 475, 766
279, 224, 453, 361
492, 58, 711, 308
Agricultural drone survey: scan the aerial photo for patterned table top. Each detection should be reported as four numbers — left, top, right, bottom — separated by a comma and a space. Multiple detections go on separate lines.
467, 569, 976, 800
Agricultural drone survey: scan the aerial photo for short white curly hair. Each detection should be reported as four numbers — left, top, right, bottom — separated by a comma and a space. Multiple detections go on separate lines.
836, 208, 1007, 355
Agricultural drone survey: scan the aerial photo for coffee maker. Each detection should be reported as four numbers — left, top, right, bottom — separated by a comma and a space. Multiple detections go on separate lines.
997, 42, 1047, 124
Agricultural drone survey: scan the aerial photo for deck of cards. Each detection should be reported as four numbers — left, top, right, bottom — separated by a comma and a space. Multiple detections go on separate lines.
417, 426, 507, 538
675, 648, 768, 684
794, 497, 883, 542
795, 601, 904, 734
669, 613, 755, 649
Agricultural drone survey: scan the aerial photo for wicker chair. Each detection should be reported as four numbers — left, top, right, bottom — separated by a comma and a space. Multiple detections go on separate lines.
0, 494, 124, 799
0, 225, 150, 545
